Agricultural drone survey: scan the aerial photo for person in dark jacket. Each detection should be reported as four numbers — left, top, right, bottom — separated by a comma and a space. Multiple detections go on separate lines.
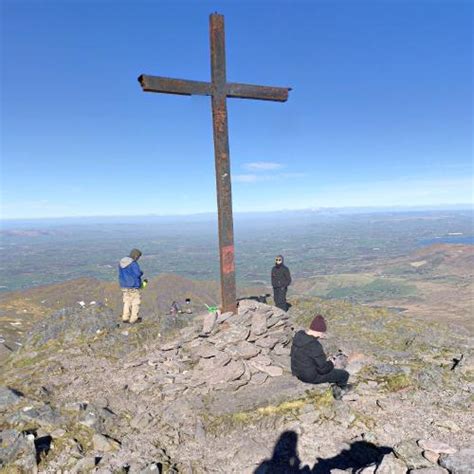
271, 255, 292, 311
118, 248, 144, 323
290, 314, 350, 399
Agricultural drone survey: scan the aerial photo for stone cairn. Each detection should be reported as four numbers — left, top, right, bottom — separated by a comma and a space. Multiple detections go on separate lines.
131, 300, 294, 398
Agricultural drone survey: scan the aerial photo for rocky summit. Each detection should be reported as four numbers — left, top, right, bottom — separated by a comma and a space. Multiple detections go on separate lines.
0, 297, 473, 473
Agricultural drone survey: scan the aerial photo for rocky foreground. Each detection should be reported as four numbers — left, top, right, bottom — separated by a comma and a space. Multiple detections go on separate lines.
1, 297, 473, 473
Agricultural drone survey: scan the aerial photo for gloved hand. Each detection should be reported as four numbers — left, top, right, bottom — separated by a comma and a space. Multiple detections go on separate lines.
332, 351, 348, 369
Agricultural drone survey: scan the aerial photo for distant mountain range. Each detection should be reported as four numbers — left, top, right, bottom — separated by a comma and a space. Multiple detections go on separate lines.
2, 204, 472, 229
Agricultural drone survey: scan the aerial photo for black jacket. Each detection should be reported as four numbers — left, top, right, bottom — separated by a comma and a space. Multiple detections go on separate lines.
290, 330, 334, 383
271, 264, 292, 288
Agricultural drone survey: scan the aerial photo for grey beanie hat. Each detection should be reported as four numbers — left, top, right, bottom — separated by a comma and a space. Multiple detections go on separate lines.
129, 249, 142, 260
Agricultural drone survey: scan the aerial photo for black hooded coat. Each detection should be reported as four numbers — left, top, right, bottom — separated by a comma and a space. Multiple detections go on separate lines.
290, 330, 334, 383
271, 257, 292, 289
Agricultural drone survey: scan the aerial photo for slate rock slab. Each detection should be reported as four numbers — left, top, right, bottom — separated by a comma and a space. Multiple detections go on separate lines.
212, 351, 232, 368
92, 433, 120, 452
71, 456, 97, 473
0, 386, 23, 409
250, 354, 272, 366
273, 343, 291, 356
192, 343, 220, 359
409, 468, 448, 474
208, 325, 250, 349
250, 372, 268, 385
226, 341, 261, 360
439, 448, 474, 473
217, 312, 233, 324
417, 439, 457, 455
10, 404, 64, 428
375, 453, 407, 474
251, 311, 268, 336
254, 364, 283, 377
394, 440, 431, 470
207, 360, 245, 385
0, 429, 38, 473
255, 336, 279, 350
422, 450, 440, 464
202, 312, 217, 335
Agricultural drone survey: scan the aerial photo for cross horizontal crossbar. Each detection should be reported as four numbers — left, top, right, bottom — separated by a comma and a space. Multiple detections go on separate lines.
138, 74, 291, 102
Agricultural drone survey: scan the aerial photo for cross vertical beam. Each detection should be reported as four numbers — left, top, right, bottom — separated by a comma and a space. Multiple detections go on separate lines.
209, 14, 236, 314
138, 13, 291, 314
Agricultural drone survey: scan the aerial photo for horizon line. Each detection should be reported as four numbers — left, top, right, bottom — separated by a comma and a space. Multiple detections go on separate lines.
1, 203, 473, 222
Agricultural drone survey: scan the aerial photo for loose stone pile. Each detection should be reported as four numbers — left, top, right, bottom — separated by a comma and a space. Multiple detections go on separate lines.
127, 300, 294, 399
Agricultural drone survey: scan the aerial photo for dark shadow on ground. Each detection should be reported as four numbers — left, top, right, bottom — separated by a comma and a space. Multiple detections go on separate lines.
254, 431, 392, 474
312, 440, 392, 473
238, 294, 271, 305
255, 431, 312, 473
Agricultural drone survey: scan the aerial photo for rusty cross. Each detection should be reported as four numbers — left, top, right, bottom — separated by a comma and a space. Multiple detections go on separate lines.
138, 13, 291, 313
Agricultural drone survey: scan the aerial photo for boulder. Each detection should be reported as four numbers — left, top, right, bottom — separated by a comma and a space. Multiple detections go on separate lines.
0, 343, 13, 362
423, 451, 440, 464
0, 430, 38, 473
375, 453, 407, 473
394, 440, 431, 470
92, 433, 120, 452
0, 386, 22, 409
439, 448, 474, 473
409, 468, 448, 474
71, 456, 97, 473
417, 439, 457, 455
10, 404, 64, 428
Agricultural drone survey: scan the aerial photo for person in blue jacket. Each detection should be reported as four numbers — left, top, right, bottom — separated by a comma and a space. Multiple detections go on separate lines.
118, 248, 144, 323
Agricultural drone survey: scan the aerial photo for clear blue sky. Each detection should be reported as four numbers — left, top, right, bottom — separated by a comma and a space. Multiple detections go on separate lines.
1, 0, 472, 219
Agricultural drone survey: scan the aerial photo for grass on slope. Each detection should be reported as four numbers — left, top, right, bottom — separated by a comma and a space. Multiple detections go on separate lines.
298, 273, 418, 303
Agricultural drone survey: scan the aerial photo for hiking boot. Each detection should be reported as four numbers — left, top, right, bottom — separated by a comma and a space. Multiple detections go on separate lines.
332, 385, 343, 400
332, 384, 353, 400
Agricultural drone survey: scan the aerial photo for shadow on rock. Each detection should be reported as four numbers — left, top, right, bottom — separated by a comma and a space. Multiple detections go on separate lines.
238, 294, 271, 305
255, 431, 312, 473
313, 440, 392, 473
255, 431, 392, 474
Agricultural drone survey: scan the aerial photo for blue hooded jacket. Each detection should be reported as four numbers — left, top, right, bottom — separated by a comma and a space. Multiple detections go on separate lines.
118, 257, 143, 288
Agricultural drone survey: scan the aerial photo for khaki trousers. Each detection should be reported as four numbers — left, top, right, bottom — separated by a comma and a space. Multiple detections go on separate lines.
122, 288, 141, 323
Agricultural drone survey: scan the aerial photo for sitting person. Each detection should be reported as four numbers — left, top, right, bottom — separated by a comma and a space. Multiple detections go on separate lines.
290, 314, 350, 399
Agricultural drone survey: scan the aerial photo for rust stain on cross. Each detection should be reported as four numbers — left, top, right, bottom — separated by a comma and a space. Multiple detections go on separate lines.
138, 13, 291, 313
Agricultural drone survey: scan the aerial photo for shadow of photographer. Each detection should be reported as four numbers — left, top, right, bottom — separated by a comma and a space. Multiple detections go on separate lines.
255, 430, 392, 474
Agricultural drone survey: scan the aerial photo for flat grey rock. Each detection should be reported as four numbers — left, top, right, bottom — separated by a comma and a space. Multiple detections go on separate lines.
394, 440, 431, 470
439, 448, 474, 473
0, 386, 22, 409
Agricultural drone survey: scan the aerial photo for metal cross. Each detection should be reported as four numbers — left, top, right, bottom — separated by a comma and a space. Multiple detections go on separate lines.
138, 13, 291, 313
